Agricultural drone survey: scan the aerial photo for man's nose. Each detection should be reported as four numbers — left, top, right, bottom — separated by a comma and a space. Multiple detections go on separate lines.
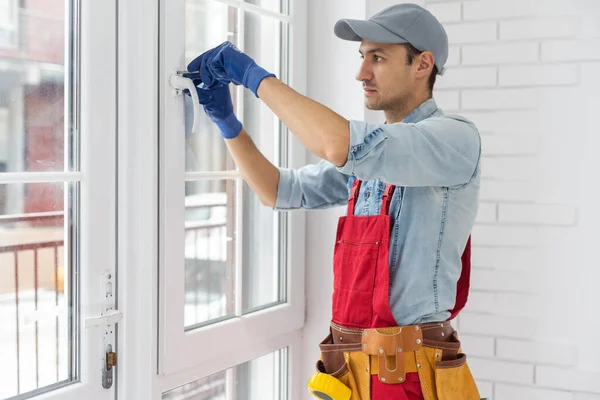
355, 60, 372, 82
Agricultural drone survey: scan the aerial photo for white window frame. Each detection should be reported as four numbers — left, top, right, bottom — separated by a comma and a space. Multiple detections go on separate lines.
115, 0, 307, 397
0, 0, 118, 399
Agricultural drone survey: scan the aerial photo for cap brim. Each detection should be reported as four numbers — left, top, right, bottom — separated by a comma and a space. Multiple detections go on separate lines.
334, 19, 408, 44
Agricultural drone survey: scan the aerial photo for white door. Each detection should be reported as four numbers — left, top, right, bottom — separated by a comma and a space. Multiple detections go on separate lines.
155, 0, 307, 397
0, 0, 117, 399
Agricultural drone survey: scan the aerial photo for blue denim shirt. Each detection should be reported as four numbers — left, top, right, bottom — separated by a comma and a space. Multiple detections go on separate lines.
275, 98, 481, 325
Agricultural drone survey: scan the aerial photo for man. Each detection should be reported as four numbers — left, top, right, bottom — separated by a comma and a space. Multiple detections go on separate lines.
186, 3, 482, 399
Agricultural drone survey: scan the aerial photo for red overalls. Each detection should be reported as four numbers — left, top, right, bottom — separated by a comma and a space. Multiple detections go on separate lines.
331, 179, 472, 399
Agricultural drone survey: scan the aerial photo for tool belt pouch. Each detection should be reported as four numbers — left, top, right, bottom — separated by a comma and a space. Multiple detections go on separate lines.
361, 326, 423, 384
434, 353, 480, 400
317, 332, 352, 378
316, 331, 367, 400
417, 332, 480, 400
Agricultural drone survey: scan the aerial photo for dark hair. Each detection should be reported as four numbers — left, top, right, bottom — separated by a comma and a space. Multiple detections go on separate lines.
402, 43, 438, 94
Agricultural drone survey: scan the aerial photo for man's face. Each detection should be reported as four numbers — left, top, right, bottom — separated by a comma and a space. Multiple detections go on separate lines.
356, 40, 417, 111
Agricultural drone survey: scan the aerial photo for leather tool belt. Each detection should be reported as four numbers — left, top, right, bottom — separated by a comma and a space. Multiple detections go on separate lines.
320, 321, 458, 385
315, 320, 484, 400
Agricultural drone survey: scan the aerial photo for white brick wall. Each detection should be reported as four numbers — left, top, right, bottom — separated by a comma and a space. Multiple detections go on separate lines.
426, 2, 462, 22
481, 134, 538, 156
471, 225, 537, 246
460, 110, 541, 134
468, 358, 534, 384
470, 247, 538, 270
496, 339, 577, 366
541, 39, 600, 61
499, 64, 579, 87
461, 88, 540, 110
459, 313, 540, 340
444, 22, 498, 44
462, 42, 540, 65
478, 180, 538, 202
475, 201, 497, 222
435, 66, 497, 89
460, 334, 496, 357
495, 385, 573, 400
574, 395, 600, 400
479, 156, 538, 180
497, 203, 578, 226
536, 367, 600, 393
426, 0, 600, 398
499, 17, 578, 40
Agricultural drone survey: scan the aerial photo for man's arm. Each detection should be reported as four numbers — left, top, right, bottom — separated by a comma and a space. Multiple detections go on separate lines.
224, 128, 280, 207
223, 128, 350, 209
256, 77, 480, 187
188, 43, 351, 166
339, 116, 481, 187
257, 77, 351, 167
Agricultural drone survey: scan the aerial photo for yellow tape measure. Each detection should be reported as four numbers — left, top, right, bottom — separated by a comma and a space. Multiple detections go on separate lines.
307, 372, 351, 400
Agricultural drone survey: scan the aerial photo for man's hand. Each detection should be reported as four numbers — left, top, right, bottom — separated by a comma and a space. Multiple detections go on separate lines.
187, 41, 275, 98
188, 42, 350, 166
186, 82, 242, 139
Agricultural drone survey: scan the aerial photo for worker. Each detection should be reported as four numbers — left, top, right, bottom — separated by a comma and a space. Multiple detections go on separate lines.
186, 2, 482, 399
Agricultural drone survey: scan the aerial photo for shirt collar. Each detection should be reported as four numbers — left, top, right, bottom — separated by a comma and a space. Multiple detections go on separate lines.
401, 98, 440, 124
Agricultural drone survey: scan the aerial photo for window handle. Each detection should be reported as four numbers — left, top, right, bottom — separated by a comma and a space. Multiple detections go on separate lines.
170, 70, 201, 134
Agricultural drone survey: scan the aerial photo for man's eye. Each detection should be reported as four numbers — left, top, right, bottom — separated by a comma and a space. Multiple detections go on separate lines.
375, 56, 383, 62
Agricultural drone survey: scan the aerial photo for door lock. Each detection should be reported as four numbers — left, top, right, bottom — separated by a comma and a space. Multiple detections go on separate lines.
85, 270, 121, 389
102, 344, 116, 389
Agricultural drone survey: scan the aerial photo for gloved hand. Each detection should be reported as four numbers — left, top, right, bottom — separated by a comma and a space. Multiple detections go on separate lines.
186, 82, 242, 139
187, 41, 276, 97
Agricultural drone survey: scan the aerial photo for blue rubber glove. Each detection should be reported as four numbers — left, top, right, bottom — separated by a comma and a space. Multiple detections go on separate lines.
186, 82, 242, 139
187, 41, 275, 98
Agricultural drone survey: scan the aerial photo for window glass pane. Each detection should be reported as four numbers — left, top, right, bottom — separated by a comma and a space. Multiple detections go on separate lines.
162, 347, 288, 400
245, 0, 284, 15
0, 1, 66, 173
242, 12, 282, 166
184, 180, 236, 329
184, 0, 238, 172
0, 182, 73, 398
242, 181, 281, 312
241, 12, 284, 312
182, 4, 289, 318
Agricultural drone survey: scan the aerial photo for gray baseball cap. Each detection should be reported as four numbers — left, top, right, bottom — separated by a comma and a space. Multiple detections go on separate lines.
334, 3, 449, 75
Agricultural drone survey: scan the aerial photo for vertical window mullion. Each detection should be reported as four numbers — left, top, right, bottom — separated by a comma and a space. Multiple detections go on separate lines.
233, 6, 245, 317
277, 19, 289, 304
234, 176, 244, 317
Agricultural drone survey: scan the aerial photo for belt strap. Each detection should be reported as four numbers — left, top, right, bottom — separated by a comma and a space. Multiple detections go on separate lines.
331, 321, 455, 344
330, 321, 461, 384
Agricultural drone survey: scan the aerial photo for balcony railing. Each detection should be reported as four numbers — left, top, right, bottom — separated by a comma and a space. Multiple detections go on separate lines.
0, 203, 229, 398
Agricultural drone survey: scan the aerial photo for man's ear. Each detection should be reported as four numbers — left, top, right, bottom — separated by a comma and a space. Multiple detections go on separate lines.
416, 51, 435, 78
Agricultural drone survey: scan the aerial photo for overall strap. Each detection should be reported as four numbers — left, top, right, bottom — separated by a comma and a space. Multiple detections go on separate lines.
448, 235, 472, 320
380, 184, 395, 216
348, 179, 361, 216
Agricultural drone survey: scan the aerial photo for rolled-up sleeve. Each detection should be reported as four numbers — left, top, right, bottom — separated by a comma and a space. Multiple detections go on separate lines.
337, 116, 481, 187
275, 159, 350, 210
